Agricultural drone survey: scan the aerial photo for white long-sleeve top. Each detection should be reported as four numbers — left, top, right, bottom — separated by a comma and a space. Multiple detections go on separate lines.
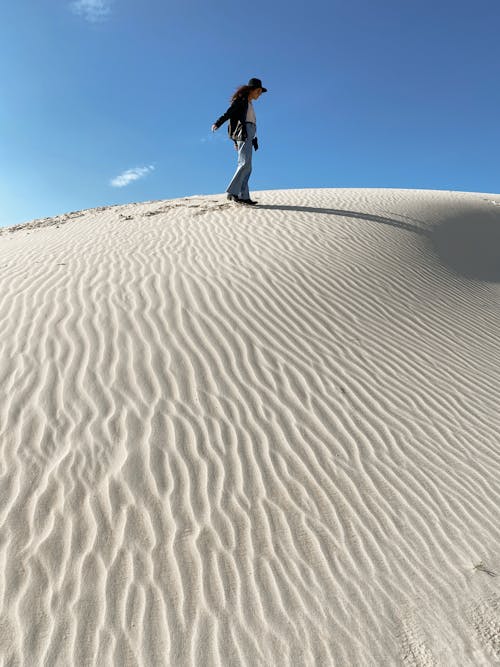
246, 100, 256, 124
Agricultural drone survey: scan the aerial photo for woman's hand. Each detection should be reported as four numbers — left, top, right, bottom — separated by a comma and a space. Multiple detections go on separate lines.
211, 124, 218, 132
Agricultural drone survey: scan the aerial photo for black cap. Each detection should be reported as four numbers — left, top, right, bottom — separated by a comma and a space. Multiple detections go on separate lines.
248, 77, 268, 92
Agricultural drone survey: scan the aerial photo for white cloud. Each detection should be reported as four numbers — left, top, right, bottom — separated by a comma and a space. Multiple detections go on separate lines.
71, 0, 112, 22
110, 165, 155, 188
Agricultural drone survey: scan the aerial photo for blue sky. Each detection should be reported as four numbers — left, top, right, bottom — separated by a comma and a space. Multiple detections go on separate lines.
1, 0, 499, 227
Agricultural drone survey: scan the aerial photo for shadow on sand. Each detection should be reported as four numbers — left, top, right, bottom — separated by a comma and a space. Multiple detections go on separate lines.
255, 204, 426, 236
429, 209, 500, 283
258, 204, 500, 283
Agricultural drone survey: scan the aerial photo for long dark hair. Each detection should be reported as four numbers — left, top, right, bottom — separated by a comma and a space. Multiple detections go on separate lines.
230, 85, 253, 103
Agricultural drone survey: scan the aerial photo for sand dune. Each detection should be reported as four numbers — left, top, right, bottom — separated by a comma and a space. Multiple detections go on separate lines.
0, 188, 499, 666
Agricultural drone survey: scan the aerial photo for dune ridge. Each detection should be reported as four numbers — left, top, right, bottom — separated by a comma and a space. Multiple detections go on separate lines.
0, 188, 499, 665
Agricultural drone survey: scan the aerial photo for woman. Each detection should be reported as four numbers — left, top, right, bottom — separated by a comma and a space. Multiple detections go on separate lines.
211, 77, 268, 206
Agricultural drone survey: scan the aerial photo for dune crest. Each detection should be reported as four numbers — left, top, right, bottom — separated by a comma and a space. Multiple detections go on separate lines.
0, 188, 499, 665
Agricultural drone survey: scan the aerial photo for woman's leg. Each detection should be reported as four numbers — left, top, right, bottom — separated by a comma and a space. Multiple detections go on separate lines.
239, 166, 252, 200
238, 123, 256, 199
226, 138, 253, 197
226, 123, 256, 198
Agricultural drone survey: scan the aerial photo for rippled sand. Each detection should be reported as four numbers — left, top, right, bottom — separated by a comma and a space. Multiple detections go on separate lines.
1, 188, 499, 666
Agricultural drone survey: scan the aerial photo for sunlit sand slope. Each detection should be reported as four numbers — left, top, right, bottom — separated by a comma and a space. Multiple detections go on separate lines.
0, 188, 499, 665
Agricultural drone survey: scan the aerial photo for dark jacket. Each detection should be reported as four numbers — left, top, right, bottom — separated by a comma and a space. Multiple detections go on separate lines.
214, 96, 257, 146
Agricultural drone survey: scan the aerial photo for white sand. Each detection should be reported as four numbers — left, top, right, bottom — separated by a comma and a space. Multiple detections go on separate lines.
0, 188, 499, 666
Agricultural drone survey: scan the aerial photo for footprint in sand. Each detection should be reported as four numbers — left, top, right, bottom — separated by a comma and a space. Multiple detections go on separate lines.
467, 594, 500, 660
398, 608, 438, 667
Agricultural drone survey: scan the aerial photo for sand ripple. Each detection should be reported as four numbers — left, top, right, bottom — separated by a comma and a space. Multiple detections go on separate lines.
0, 189, 499, 665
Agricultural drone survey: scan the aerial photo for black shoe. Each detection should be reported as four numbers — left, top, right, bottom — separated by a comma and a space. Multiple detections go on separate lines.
239, 198, 258, 205
227, 193, 240, 202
